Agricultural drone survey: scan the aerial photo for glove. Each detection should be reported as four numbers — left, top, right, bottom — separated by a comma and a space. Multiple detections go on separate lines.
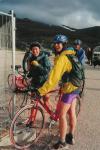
31, 60, 39, 66
31, 88, 41, 100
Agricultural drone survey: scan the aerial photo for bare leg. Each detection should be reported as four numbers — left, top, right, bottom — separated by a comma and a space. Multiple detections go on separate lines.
68, 98, 77, 135
59, 101, 71, 142
43, 94, 53, 110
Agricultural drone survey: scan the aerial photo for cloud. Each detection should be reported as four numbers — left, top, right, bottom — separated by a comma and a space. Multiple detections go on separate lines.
0, 0, 100, 28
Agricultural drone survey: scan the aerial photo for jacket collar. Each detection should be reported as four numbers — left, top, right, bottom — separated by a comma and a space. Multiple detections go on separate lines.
60, 48, 76, 56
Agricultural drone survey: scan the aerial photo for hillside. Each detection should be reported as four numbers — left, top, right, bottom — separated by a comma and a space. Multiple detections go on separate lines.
1, 17, 100, 49
16, 18, 100, 50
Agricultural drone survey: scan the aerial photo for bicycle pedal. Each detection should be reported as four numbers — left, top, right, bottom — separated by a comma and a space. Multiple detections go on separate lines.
50, 120, 56, 125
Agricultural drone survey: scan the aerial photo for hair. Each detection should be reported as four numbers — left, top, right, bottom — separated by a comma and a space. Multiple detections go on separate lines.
30, 41, 41, 50
62, 42, 67, 49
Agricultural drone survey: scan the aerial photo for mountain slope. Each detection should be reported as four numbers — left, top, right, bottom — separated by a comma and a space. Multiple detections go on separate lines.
15, 18, 100, 49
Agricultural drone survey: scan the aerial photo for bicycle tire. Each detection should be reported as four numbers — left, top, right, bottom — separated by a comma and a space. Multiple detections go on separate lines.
75, 96, 81, 117
79, 80, 85, 98
8, 74, 17, 91
10, 104, 45, 149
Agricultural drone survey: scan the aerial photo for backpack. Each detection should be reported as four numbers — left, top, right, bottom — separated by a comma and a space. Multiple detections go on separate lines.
62, 54, 85, 87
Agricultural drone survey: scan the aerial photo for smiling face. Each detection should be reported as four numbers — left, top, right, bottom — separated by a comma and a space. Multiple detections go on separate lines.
31, 46, 40, 57
54, 42, 63, 53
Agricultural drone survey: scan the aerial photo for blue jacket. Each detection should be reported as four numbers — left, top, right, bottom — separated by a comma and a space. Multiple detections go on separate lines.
76, 48, 85, 65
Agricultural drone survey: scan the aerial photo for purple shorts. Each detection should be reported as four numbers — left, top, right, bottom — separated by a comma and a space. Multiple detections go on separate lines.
61, 93, 78, 104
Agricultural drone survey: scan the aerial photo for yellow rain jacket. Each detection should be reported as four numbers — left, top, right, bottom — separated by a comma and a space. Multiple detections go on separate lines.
38, 49, 78, 96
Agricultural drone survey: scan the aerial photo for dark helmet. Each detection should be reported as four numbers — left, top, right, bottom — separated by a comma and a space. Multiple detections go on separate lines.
74, 39, 82, 46
53, 34, 68, 44
30, 41, 41, 50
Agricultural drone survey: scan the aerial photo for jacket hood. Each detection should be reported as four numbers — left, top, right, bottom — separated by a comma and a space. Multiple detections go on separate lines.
61, 47, 76, 56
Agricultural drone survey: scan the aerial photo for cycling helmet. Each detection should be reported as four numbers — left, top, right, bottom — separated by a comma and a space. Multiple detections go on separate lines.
74, 39, 82, 46
53, 34, 68, 44
30, 41, 41, 50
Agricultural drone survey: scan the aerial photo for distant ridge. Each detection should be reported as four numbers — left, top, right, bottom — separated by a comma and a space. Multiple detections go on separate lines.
15, 18, 100, 49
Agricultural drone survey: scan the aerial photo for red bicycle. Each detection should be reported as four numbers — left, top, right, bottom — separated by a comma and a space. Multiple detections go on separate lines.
10, 88, 81, 149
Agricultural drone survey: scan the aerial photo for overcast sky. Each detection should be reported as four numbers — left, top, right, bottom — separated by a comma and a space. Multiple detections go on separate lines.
0, 0, 100, 29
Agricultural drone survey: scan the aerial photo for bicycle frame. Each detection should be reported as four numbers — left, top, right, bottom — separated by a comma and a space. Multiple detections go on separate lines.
28, 88, 62, 124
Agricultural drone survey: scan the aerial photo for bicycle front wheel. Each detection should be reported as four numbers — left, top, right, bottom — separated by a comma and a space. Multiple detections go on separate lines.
10, 104, 45, 149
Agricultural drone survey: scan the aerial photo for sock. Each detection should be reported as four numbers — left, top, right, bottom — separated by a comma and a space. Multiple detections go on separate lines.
60, 138, 65, 143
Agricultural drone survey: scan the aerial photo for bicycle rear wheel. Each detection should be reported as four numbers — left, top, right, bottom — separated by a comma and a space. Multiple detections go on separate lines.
75, 96, 81, 117
10, 104, 45, 149
79, 80, 85, 98
8, 74, 17, 91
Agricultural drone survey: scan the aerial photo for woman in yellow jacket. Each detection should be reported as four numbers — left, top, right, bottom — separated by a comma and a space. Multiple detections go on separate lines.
34, 35, 81, 149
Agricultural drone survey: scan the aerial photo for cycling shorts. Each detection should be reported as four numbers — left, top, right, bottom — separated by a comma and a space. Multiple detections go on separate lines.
61, 93, 78, 104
